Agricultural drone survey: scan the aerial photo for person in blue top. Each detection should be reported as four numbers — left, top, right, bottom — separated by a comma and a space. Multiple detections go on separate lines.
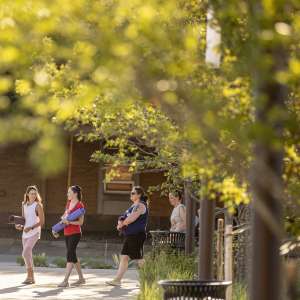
106, 186, 148, 286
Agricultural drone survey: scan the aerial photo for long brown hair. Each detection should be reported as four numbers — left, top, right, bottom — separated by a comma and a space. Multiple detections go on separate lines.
23, 185, 42, 205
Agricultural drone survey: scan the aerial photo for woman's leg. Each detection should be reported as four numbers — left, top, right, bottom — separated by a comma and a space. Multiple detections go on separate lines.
21, 238, 30, 282
74, 260, 84, 281
115, 255, 129, 281
105, 255, 129, 286
60, 263, 73, 285
22, 234, 39, 284
70, 234, 85, 285
106, 233, 145, 286
136, 233, 146, 269
58, 236, 73, 287
59, 234, 84, 286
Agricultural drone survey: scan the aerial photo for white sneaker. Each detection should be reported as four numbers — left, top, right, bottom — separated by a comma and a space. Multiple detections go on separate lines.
105, 278, 121, 286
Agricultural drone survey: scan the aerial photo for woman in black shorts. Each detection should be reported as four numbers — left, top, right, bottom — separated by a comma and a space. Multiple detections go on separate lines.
106, 186, 149, 286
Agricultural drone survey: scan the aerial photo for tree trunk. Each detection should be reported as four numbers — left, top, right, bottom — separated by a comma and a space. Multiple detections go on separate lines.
185, 179, 195, 255
198, 198, 216, 279
225, 213, 233, 300
216, 218, 224, 280
250, 46, 287, 300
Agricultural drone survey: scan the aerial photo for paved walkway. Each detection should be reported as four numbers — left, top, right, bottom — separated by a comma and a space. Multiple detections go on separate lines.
0, 264, 139, 300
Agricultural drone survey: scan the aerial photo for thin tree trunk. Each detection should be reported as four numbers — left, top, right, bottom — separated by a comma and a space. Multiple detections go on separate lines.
185, 179, 195, 255
225, 213, 233, 300
216, 218, 224, 280
67, 134, 73, 188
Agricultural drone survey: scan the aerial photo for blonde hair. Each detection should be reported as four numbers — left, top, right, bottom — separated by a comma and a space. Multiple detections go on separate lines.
23, 185, 42, 205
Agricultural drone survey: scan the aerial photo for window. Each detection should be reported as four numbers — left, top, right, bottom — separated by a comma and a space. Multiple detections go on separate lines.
103, 165, 134, 194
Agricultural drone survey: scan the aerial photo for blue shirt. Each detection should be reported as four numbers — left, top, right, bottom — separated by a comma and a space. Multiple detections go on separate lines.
119, 201, 148, 236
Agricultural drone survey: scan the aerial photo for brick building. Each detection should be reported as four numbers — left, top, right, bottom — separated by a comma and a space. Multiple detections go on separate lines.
0, 138, 172, 236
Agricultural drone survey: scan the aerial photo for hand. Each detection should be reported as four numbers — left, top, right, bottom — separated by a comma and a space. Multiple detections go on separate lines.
117, 220, 124, 230
117, 223, 123, 230
23, 227, 32, 233
61, 213, 68, 220
62, 218, 70, 225
15, 224, 23, 231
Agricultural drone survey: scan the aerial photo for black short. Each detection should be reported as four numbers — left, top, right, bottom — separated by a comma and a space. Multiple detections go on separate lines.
121, 232, 146, 260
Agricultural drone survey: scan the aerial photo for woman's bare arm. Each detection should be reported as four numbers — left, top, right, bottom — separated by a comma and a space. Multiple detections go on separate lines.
122, 203, 146, 226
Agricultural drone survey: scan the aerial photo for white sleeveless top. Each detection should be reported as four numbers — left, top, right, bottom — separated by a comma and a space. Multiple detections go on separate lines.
22, 202, 41, 239
170, 203, 186, 233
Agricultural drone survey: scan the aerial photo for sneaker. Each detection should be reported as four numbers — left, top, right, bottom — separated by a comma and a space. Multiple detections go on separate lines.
57, 281, 69, 288
105, 278, 121, 286
71, 278, 86, 286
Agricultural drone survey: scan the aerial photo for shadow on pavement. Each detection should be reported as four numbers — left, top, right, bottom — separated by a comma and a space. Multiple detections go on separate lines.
0, 285, 25, 295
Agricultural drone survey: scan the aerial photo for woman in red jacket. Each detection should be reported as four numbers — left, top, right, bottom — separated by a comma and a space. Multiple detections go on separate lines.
57, 185, 86, 287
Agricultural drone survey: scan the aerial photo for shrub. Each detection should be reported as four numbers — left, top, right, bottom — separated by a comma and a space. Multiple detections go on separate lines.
52, 257, 67, 268
81, 258, 113, 269
51, 256, 113, 269
33, 253, 49, 267
16, 256, 25, 266
233, 283, 248, 300
139, 282, 161, 300
138, 251, 196, 300
16, 253, 49, 267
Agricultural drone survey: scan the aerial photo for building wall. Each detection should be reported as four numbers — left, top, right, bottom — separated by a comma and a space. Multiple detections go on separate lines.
0, 144, 40, 208
0, 140, 171, 234
140, 171, 172, 230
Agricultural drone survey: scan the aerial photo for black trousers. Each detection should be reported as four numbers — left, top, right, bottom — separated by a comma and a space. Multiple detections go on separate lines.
65, 233, 81, 263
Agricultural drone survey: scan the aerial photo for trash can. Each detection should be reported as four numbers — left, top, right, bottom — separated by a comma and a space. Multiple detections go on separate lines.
150, 230, 185, 252
158, 280, 232, 300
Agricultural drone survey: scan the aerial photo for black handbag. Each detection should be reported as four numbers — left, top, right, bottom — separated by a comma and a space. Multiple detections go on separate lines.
8, 215, 25, 226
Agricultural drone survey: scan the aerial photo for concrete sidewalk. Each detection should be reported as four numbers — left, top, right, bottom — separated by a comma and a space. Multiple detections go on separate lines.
0, 264, 139, 300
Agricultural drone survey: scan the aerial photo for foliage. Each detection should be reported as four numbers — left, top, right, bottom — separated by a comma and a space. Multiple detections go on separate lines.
16, 256, 25, 267
80, 257, 113, 269
0, 0, 299, 231
16, 253, 49, 267
138, 251, 196, 300
232, 283, 248, 300
138, 250, 250, 300
51, 257, 67, 268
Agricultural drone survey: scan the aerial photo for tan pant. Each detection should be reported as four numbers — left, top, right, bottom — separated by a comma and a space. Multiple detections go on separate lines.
22, 233, 39, 268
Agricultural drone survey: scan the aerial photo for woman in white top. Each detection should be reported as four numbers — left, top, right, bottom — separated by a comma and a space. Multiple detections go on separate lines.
169, 190, 186, 233
15, 185, 45, 284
